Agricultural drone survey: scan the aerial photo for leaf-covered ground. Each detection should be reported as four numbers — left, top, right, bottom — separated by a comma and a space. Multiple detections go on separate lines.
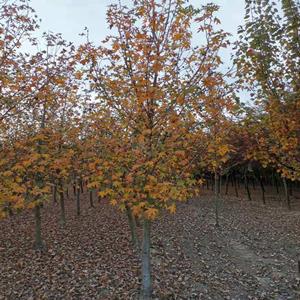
1, 189, 300, 299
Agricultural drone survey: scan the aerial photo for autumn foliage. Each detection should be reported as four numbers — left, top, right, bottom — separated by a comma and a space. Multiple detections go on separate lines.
0, 0, 299, 298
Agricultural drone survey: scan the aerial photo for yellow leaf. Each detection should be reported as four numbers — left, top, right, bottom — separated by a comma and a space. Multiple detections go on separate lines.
167, 204, 176, 214
110, 199, 117, 206
145, 207, 158, 220
218, 145, 229, 156
174, 33, 183, 41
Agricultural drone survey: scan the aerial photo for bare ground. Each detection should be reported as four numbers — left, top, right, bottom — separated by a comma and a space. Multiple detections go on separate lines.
0, 190, 300, 299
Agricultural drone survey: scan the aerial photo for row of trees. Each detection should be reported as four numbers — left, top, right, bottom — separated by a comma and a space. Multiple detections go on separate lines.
0, 0, 299, 298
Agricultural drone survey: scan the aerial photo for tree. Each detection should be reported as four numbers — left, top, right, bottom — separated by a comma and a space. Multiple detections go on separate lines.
194, 84, 237, 226
79, 0, 229, 297
234, 0, 300, 187
0, 1, 79, 246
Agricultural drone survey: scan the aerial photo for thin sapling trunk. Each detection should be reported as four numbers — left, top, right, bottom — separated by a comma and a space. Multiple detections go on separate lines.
140, 219, 152, 300
125, 204, 139, 249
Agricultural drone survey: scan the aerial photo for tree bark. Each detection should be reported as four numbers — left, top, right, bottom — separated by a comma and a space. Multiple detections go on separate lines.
244, 172, 252, 201
140, 219, 152, 300
214, 172, 220, 228
206, 177, 209, 190
258, 176, 266, 205
234, 173, 239, 197
125, 204, 139, 249
73, 181, 76, 196
283, 177, 291, 210
76, 177, 81, 216
34, 205, 43, 250
80, 179, 84, 193
225, 173, 229, 195
52, 185, 57, 203
89, 190, 94, 208
274, 173, 280, 194
59, 189, 66, 228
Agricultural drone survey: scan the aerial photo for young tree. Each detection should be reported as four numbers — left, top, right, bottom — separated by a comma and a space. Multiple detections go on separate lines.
194, 85, 237, 226
0, 1, 79, 246
79, 0, 229, 297
235, 0, 300, 187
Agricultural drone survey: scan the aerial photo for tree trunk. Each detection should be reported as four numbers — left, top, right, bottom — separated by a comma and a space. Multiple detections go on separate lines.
80, 179, 84, 193
73, 181, 76, 196
76, 178, 81, 216
135, 216, 141, 228
89, 190, 94, 208
283, 177, 291, 210
125, 204, 139, 249
274, 173, 280, 194
52, 185, 57, 203
234, 174, 239, 197
140, 219, 152, 300
225, 173, 229, 195
59, 190, 66, 228
34, 205, 43, 250
258, 176, 266, 205
214, 172, 220, 228
244, 172, 252, 201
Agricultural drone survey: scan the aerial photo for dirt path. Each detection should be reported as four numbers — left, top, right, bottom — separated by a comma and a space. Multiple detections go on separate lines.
152, 195, 300, 299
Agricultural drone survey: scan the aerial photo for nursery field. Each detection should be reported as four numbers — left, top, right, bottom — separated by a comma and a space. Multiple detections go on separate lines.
1, 0, 300, 299
1, 189, 300, 300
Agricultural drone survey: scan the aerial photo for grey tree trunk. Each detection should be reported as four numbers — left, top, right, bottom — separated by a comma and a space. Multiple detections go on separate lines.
274, 173, 280, 194
89, 190, 94, 208
73, 181, 76, 196
258, 176, 266, 205
125, 204, 139, 249
33, 104, 46, 250
59, 190, 66, 228
214, 172, 220, 228
244, 172, 252, 201
52, 185, 57, 203
34, 205, 43, 250
283, 178, 291, 210
140, 219, 152, 299
80, 179, 84, 193
225, 173, 229, 195
234, 174, 239, 197
76, 178, 80, 216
